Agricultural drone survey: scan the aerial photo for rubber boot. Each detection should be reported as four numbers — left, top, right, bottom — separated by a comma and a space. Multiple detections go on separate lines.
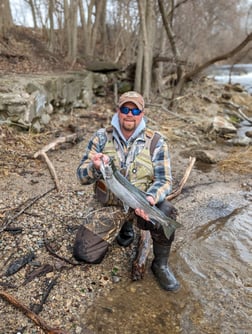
116, 221, 134, 247
151, 242, 180, 291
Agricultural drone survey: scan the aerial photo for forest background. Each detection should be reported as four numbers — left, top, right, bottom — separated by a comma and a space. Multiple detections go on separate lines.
1, 0, 252, 102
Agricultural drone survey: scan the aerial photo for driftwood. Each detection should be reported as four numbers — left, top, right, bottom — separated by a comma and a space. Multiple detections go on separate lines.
167, 156, 196, 200
5, 251, 35, 276
34, 128, 87, 191
132, 230, 152, 280
219, 101, 252, 124
131, 156, 196, 280
23, 264, 54, 285
0, 290, 69, 334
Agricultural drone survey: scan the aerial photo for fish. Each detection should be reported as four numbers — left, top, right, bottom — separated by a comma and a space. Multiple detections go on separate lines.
99, 158, 182, 239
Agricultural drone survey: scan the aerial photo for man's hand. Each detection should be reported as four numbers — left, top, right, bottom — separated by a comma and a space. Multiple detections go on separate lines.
135, 195, 155, 221
92, 153, 110, 170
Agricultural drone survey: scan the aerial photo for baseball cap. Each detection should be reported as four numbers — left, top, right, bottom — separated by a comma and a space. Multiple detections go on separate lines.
118, 91, 144, 110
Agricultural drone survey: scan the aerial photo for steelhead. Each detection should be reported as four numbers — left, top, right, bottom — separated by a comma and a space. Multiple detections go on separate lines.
99, 158, 182, 239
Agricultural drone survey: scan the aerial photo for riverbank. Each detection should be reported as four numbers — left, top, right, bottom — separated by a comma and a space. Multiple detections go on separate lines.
0, 77, 252, 334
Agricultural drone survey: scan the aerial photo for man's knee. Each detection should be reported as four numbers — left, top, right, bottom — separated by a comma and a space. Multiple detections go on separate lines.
73, 225, 109, 264
156, 200, 178, 220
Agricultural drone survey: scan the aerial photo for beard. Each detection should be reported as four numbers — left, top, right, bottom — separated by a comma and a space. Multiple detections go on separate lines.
121, 118, 136, 132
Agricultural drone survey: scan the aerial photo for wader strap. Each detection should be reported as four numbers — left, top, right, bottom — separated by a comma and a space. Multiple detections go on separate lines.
150, 132, 161, 156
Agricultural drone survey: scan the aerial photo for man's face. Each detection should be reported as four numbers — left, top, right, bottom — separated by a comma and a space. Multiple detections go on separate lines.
117, 102, 144, 134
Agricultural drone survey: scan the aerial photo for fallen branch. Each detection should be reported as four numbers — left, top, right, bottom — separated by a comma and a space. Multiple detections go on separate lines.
31, 277, 58, 314
166, 156, 196, 200
131, 156, 196, 280
220, 101, 252, 124
0, 187, 55, 233
33, 132, 84, 158
131, 230, 151, 280
40, 151, 60, 191
0, 290, 69, 334
5, 251, 35, 276
34, 128, 86, 191
0, 119, 30, 129
23, 264, 54, 285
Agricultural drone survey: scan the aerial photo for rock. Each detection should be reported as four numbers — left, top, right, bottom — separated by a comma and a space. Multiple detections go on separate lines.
0, 71, 103, 131
194, 150, 218, 164
227, 136, 252, 146
231, 92, 252, 114
211, 116, 237, 135
85, 60, 122, 73
181, 149, 218, 164
246, 131, 252, 138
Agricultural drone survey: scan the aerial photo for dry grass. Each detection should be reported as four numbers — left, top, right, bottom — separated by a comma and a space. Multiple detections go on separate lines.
218, 146, 252, 175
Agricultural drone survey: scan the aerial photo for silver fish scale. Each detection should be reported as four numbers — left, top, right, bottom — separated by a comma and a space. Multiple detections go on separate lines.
100, 159, 181, 239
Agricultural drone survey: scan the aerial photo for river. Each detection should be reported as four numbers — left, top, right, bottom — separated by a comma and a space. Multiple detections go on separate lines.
207, 64, 252, 94
81, 181, 252, 334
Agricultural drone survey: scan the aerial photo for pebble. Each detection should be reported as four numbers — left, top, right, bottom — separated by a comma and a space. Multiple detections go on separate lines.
112, 275, 120, 283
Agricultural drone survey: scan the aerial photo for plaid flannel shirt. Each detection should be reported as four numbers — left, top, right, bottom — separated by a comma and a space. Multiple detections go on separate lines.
77, 128, 172, 204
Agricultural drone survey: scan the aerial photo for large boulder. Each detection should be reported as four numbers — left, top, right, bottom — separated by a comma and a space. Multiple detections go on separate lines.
0, 71, 95, 132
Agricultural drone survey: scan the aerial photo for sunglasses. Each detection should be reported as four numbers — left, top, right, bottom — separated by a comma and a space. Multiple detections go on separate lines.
120, 106, 142, 116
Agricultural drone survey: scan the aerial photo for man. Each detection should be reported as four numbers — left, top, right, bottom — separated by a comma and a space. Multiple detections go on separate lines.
76, 91, 179, 292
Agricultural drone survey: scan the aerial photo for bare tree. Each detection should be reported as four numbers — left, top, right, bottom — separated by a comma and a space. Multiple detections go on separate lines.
135, 0, 156, 100
48, 0, 56, 52
64, 0, 78, 62
25, 0, 38, 28
157, 0, 184, 83
0, 0, 13, 37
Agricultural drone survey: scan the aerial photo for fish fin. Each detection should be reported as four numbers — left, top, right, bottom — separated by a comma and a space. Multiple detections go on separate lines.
123, 203, 129, 213
163, 225, 176, 240
163, 220, 183, 239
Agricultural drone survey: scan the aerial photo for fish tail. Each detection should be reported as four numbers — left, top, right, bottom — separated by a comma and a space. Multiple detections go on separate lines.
163, 225, 177, 240
163, 219, 183, 239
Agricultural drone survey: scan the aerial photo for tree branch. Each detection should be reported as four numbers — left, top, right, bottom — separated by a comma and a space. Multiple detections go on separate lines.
0, 291, 69, 334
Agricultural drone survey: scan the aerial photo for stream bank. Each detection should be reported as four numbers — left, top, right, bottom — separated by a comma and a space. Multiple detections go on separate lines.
0, 77, 252, 334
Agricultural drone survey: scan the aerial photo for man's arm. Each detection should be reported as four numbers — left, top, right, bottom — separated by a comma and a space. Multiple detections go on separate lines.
146, 137, 172, 204
77, 129, 107, 185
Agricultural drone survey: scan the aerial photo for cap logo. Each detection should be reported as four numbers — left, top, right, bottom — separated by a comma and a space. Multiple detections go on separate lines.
124, 92, 141, 98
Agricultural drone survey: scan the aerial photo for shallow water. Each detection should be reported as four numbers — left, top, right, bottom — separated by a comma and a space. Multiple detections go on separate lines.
83, 202, 252, 334
207, 63, 252, 93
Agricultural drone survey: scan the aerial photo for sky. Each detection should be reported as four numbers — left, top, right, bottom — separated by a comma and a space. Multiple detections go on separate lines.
10, 0, 252, 28
10, 0, 34, 27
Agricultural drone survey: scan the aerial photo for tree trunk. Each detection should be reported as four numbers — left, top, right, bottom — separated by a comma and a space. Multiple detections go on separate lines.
64, 0, 78, 62
85, 0, 96, 58
90, 0, 107, 55
0, 0, 13, 38
134, 23, 144, 93
176, 31, 252, 96
157, 0, 184, 86
135, 0, 155, 100
78, 0, 87, 55
48, 0, 55, 53
152, 28, 166, 94
27, 0, 38, 29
